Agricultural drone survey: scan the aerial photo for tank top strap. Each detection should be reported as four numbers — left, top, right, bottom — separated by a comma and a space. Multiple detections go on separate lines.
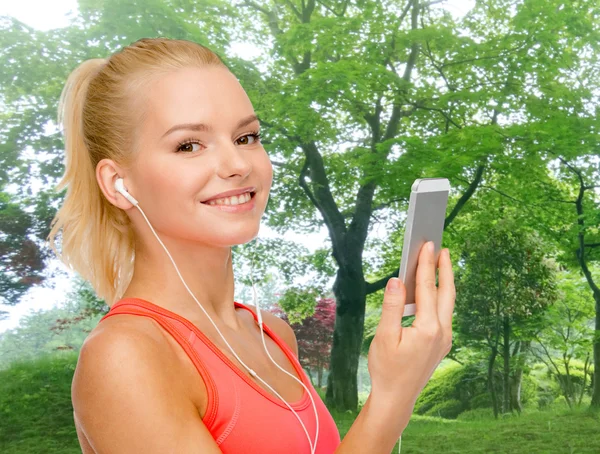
232, 301, 300, 364
99, 299, 219, 427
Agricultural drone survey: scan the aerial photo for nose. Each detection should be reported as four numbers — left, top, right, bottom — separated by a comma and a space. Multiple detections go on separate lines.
216, 139, 253, 180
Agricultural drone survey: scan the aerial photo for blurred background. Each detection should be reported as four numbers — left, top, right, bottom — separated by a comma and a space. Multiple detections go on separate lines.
1, 0, 599, 452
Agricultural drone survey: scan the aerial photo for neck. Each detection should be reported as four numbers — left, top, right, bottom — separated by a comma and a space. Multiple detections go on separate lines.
119, 232, 243, 330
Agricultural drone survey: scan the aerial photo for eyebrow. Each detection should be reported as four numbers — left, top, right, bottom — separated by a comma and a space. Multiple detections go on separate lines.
161, 114, 259, 139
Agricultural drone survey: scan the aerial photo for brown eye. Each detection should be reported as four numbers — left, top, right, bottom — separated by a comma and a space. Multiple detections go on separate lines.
176, 141, 202, 153
236, 133, 261, 146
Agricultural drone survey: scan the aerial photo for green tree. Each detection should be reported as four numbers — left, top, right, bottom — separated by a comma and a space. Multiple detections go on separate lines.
234, 0, 600, 411
0, 280, 104, 370
531, 271, 595, 408
0, 191, 48, 307
455, 208, 558, 418
548, 159, 600, 407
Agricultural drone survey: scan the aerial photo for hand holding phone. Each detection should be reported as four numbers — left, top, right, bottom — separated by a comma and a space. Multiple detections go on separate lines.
367, 217, 456, 450
398, 178, 450, 317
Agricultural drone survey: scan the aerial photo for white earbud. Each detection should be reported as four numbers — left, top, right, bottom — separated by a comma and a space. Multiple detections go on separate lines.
115, 178, 139, 206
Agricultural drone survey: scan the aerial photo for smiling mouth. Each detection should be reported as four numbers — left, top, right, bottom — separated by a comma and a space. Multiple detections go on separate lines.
200, 191, 257, 206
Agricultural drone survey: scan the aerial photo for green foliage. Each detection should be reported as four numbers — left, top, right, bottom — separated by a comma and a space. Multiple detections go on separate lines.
233, 238, 335, 291
424, 398, 464, 419
0, 191, 48, 304
533, 272, 595, 362
455, 209, 558, 332
413, 358, 546, 419
451, 207, 560, 413
552, 359, 595, 381
520, 370, 539, 407
277, 284, 324, 324
469, 392, 494, 410
414, 361, 488, 418
529, 362, 564, 409
0, 279, 105, 370
531, 270, 596, 407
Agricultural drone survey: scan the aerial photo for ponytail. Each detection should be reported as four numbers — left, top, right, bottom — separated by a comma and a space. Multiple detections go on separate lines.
47, 58, 134, 305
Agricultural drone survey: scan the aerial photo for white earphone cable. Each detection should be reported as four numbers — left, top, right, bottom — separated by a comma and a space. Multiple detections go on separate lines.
131, 202, 320, 453
248, 240, 320, 452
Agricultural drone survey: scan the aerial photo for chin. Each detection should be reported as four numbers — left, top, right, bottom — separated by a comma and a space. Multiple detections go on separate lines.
210, 225, 261, 247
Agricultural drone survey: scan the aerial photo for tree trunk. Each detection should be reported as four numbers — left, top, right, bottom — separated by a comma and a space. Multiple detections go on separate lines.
564, 357, 574, 405
510, 367, 523, 414
326, 271, 366, 411
510, 341, 529, 414
325, 309, 365, 410
317, 366, 323, 388
488, 346, 499, 419
572, 183, 600, 408
559, 374, 573, 409
592, 292, 600, 407
502, 315, 511, 414
578, 352, 591, 406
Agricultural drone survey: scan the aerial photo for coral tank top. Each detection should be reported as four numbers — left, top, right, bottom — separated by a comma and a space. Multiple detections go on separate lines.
99, 298, 341, 453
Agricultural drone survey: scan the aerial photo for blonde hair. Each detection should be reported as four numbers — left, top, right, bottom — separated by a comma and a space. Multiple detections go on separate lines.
47, 38, 227, 305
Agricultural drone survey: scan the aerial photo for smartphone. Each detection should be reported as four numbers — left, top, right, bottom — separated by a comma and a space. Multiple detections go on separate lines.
398, 178, 450, 317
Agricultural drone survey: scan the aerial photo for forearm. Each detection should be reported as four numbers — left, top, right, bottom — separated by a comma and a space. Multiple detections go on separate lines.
334, 393, 414, 454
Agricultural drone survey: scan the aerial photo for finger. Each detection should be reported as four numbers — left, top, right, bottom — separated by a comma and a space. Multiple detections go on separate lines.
437, 248, 456, 332
373, 278, 406, 344
414, 241, 440, 326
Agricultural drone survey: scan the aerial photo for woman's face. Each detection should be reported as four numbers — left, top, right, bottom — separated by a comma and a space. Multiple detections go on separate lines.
126, 66, 273, 247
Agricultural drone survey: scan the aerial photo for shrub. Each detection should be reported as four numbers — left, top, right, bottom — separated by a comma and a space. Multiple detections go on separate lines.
414, 361, 488, 419
470, 392, 493, 409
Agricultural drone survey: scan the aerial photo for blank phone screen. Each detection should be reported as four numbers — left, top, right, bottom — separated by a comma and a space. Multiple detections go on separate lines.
398, 178, 450, 317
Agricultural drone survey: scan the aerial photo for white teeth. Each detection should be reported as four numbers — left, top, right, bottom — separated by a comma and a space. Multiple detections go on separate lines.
208, 192, 252, 206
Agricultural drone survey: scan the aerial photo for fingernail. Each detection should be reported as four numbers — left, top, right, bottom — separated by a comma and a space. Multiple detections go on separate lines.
387, 278, 400, 293
428, 241, 434, 252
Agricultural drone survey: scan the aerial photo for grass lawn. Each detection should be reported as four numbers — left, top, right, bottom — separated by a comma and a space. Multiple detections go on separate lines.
329, 405, 600, 453
0, 352, 81, 454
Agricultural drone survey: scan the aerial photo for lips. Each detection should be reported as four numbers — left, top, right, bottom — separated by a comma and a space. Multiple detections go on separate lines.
200, 187, 256, 203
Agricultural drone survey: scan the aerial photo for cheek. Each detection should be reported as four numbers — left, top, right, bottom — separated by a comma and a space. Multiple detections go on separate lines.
139, 160, 204, 209
143, 170, 177, 203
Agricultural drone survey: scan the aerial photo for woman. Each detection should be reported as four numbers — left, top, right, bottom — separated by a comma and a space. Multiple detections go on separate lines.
48, 37, 455, 453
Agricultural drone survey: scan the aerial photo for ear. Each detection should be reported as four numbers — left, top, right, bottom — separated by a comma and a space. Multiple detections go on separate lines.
96, 158, 135, 209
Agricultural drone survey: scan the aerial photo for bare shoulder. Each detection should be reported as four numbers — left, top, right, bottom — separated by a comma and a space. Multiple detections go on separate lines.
244, 304, 299, 358
74, 315, 183, 402
72, 317, 220, 453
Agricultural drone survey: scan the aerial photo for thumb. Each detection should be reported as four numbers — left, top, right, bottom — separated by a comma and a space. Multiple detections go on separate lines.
374, 278, 406, 342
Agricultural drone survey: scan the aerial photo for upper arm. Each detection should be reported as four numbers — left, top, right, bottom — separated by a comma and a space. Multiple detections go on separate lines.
72, 327, 221, 454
